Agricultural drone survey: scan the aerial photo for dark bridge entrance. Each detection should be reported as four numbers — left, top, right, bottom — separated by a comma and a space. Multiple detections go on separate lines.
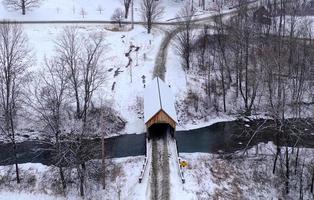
148, 123, 174, 139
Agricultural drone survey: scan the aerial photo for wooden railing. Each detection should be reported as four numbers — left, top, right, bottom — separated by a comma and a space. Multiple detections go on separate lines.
139, 157, 148, 183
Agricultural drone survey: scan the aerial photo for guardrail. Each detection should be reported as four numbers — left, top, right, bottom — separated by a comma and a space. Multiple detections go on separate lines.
178, 157, 185, 184
139, 157, 148, 183
139, 136, 150, 183
172, 136, 185, 184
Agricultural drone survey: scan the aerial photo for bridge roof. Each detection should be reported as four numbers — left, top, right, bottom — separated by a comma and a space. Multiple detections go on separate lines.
144, 77, 178, 124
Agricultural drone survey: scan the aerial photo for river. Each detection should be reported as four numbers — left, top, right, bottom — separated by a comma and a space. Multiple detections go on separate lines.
0, 119, 313, 166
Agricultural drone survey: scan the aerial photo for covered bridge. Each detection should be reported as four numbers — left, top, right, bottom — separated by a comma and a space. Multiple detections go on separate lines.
144, 77, 178, 138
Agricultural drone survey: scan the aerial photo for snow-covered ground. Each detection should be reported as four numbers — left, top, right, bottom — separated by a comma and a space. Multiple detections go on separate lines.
18, 23, 239, 139
0, 157, 146, 200
0, 0, 313, 199
0, 192, 64, 200
180, 142, 314, 200
17, 18, 234, 137
164, 28, 238, 130
1, 142, 313, 199
0, 0, 222, 22
0, 0, 244, 139
18, 23, 165, 136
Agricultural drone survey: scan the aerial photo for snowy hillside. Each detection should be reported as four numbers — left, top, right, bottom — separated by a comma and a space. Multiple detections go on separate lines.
22, 24, 163, 135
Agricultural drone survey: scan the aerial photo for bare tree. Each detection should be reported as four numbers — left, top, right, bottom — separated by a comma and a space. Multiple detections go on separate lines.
311, 163, 314, 194
0, 21, 31, 184
80, 8, 87, 19
140, 0, 164, 34
25, 57, 69, 191
122, 0, 132, 18
3, 0, 41, 15
97, 5, 103, 14
174, 3, 195, 73
213, 14, 227, 113
229, 3, 261, 115
111, 8, 124, 28
55, 26, 106, 196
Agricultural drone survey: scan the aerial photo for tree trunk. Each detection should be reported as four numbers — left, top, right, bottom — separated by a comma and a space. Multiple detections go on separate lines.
311, 168, 314, 193
124, 1, 130, 18
147, 20, 151, 34
221, 63, 226, 113
235, 50, 240, 99
244, 35, 249, 115
285, 145, 289, 194
22, 0, 26, 15
186, 30, 190, 70
216, 23, 227, 113
54, 129, 67, 191
13, 142, 20, 184
79, 175, 84, 196
11, 115, 20, 184
59, 166, 66, 191
299, 162, 304, 200
273, 145, 280, 174
294, 147, 299, 174
79, 163, 85, 197
102, 132, 106, 189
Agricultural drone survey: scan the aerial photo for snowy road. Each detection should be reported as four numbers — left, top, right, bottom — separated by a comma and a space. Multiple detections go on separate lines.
0, 11, 235, 25
153, 28, 179, 80
150, 133, 170, 200
152, 8, 241, 81
148, 126, 189, 200
153, 24, 213, 80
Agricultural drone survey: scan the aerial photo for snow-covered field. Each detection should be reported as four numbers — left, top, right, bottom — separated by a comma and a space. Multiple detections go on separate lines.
0, 157, 146, 200
1, 143, 313, 199
180, 142, 314, 200
18, 23, 165, 136
0, 0, 221, 22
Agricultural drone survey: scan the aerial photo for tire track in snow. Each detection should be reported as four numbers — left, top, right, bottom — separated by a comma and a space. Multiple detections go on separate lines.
152, 27, 185, 81
151, 138, 159, 200
152, 23, 215, 81
150, 133, 170, 200
161, 134, 170, 200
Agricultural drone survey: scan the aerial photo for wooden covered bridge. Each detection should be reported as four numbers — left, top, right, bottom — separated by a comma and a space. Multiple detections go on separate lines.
144, 77, 178, 138
138, 77, 185, 189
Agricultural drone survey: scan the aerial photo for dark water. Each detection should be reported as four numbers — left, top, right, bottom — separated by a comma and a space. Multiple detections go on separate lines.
175, 122, 238, 153
176, 121, 266, 153
0, 133, 146, 166
176, 119, 314, 153
0, 119, 313, 166
0, 141, 52, 166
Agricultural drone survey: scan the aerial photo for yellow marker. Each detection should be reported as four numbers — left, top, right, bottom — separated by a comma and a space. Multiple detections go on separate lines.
180, 161, 188, 168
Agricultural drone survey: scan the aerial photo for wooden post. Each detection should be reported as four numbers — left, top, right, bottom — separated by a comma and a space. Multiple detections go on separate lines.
131, 0, 134, 29
130, 63, 133, 83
